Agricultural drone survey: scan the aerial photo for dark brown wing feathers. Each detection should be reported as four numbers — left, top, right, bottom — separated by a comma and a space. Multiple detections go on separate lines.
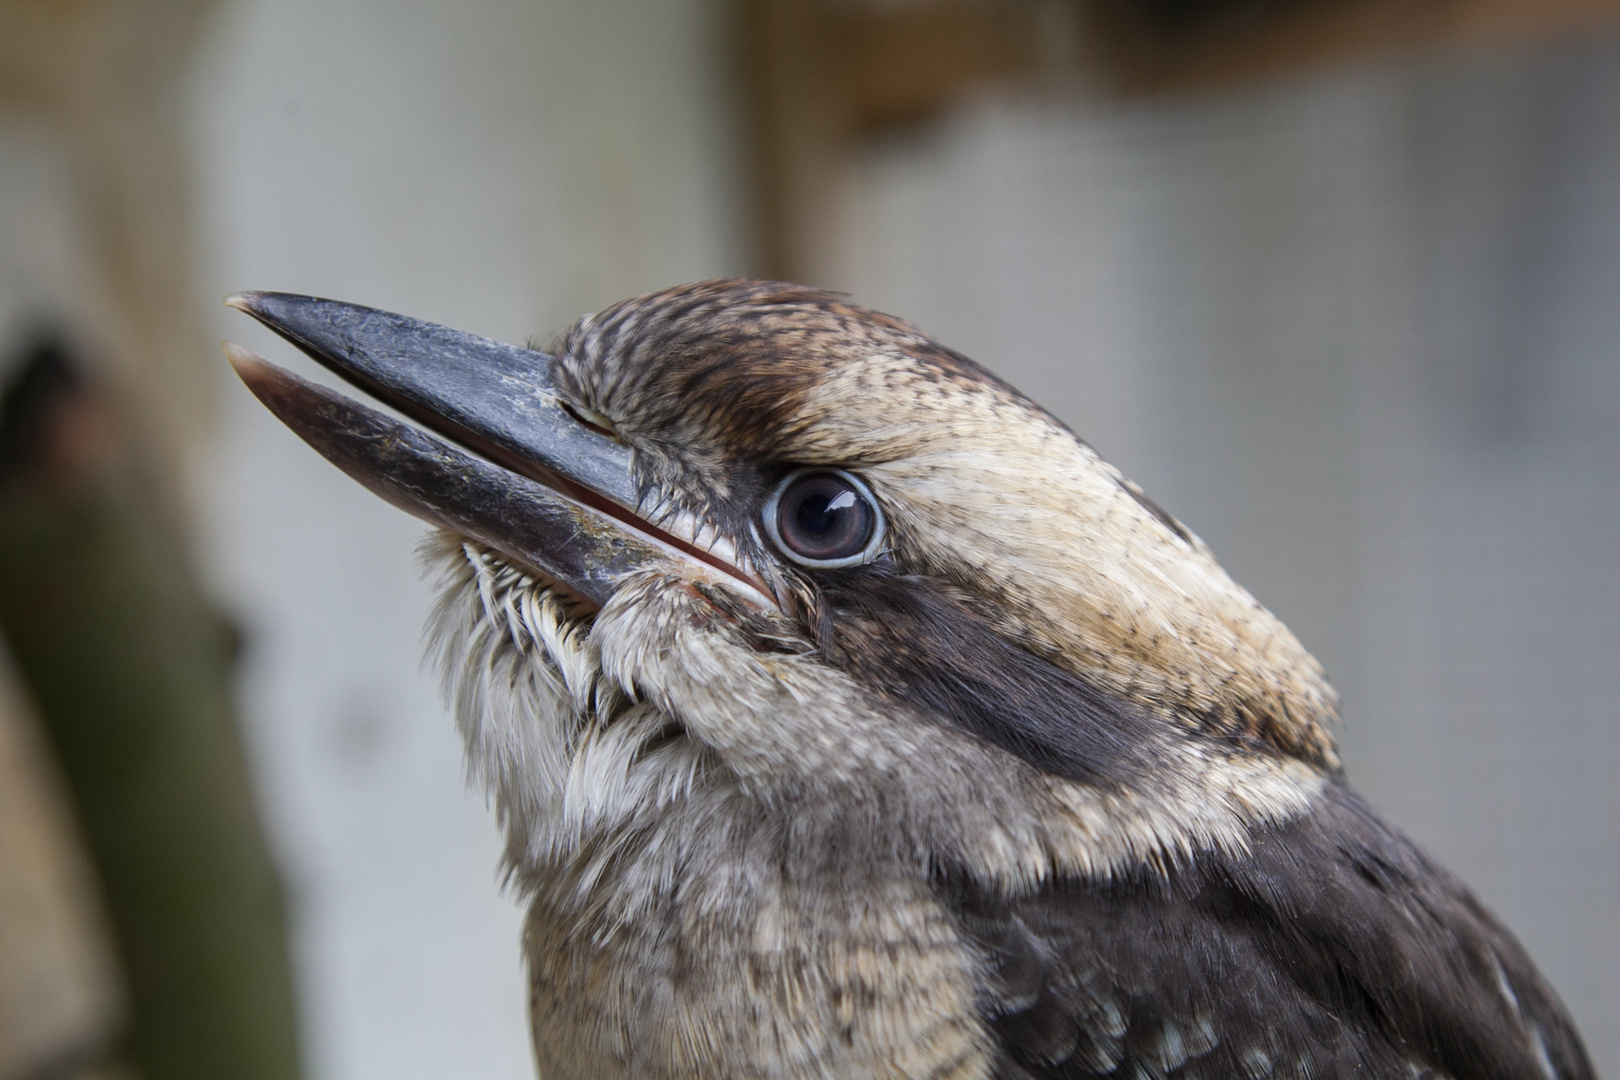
944, 784, 1594, 1080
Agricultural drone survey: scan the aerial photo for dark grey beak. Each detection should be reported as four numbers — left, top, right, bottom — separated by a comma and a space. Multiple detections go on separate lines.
224, 293, 770, 610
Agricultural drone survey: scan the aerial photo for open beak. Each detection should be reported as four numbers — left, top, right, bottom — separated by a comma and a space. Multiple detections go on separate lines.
224, 292, 772, 611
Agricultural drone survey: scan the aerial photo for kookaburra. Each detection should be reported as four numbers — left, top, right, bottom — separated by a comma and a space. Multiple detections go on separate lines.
225, 280, 1593, 1080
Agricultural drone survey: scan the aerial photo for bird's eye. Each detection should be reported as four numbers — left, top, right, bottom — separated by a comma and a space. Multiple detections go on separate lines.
762, 468, 885, 568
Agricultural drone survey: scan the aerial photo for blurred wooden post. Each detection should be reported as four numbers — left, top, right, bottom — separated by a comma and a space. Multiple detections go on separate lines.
740, 0, 1054, 284
741, 0, 850, 283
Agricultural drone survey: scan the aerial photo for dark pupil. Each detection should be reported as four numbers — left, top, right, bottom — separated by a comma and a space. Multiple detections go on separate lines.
778, 474, 875, 562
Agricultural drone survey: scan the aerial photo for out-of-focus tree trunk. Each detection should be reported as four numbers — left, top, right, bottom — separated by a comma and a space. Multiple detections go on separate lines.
0, 344, 303, 1080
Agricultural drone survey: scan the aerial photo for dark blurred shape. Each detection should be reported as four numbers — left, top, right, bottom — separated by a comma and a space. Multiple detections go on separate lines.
0, 341, 83, 472
1085, 0, 1620, 92
1125, 0, 1300, 34
1092, 0, 1337, 44
0, 337, 303, 1080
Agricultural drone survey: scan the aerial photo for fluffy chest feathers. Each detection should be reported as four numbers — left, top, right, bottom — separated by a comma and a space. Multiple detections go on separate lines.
429, 542, 989, 1080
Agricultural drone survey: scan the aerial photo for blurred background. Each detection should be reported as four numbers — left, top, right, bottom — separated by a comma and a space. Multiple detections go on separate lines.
0, 1, 1616, 1078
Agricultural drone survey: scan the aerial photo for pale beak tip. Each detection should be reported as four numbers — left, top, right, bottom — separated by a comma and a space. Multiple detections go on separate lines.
223, 341, 271, 381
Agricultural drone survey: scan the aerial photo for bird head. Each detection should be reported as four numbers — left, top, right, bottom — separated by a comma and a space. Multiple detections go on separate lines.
227, 278, 1337, 891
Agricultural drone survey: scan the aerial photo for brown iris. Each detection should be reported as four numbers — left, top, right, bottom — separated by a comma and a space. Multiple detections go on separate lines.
764, 468, 884, 568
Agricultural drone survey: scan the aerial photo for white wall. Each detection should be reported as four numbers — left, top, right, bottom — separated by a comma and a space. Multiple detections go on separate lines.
186, 3, 742, 1078
834, 34, 1620, 1075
